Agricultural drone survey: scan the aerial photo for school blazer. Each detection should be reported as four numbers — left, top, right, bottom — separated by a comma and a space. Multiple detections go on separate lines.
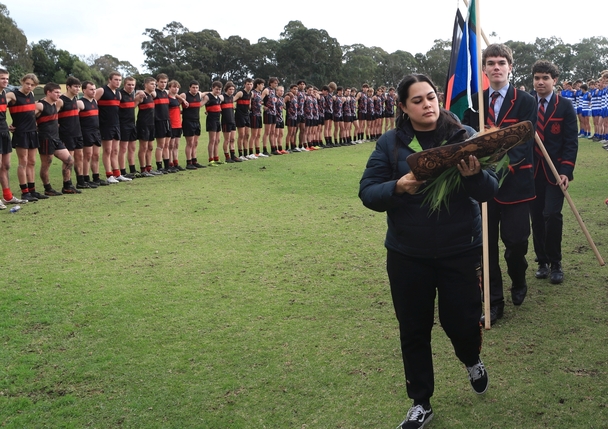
533, 93, 578, 184
463, 85, 537, 204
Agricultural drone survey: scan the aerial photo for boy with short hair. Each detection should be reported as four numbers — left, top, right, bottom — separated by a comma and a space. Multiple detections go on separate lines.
530, 60, 578, 285
202, 81, 225, 166
464, 43, 537, 325
136, 77, 158, 177
0, 68, 27, 207
8, 73, 46, 201
80, 81, 105, 187
233, 78, 253, 160
95, 71, 123, 183
35, 82, 77, 196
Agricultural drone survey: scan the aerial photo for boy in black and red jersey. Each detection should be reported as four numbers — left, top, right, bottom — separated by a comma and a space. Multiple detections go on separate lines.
221, 81, 240, 163
167, 79, 188, 172
35, 82, 77, 196
0, 68, 28, 208
119, 76, 144, 179
56, 77, 86, 190
232, 78, 252, 161
8, 73, 45, 201
137, 77, 159, 177
153, 73, 171, 174
181, 80, 206, 169
95, 71, 124, 184
202, 81, 224, 166
79, 81, 105, 187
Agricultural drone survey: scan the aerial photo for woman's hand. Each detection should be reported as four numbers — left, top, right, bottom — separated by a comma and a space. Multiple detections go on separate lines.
395, 172, 425, 195
457, 155, 481, 177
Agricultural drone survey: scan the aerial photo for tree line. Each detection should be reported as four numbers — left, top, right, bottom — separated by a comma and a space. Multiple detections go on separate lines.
2, 2, 608, 93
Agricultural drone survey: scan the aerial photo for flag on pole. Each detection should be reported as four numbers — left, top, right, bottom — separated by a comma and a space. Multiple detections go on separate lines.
444, 0, 488, 120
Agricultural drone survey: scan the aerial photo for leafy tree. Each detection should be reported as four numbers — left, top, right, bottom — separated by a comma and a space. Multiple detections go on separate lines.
505, 40, 537, 89
534, 37, 575, 81
571, 37, 608, 80
0, 3, 33, 84
379, 50, 419, 89
276, 21, 342, 87
417, 39, 452, 91
91, 54, 139, 78
141, 21, 190, 72
341, 45, 380, 88
248, 37, 281, 84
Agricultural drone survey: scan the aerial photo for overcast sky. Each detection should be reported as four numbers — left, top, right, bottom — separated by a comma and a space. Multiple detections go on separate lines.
4, 0, 605, 74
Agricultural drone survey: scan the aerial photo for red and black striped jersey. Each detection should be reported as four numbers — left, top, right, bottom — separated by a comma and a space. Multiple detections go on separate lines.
8, 90, 37, 133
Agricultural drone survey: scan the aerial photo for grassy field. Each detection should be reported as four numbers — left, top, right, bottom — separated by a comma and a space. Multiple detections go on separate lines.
1, 134, 607, 428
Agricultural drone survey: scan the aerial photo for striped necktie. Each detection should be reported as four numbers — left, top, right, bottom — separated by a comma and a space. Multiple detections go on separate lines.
537, 98, 547, 141
487, 92, 500, 128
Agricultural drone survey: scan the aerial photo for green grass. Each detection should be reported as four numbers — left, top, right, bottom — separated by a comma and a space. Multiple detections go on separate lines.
1, 136, 607, 428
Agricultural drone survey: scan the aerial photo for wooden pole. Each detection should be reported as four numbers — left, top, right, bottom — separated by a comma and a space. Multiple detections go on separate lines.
533, 132, 605, 266
468, 0, 492, 330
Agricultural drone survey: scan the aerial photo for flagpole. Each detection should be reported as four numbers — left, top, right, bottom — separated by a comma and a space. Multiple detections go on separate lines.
467, 0, 492, 330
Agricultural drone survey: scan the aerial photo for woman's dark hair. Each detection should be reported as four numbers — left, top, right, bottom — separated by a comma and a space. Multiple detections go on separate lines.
395, 74, 464, 147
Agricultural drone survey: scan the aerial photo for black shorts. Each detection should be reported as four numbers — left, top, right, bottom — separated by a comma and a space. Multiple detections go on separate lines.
333, 115, 343, 122
249, 114, 262, 129
221, 123, 236, 133
324, 112, 333, 121
100, 124, 120, 141
263, 112, 277, 125
60, 135, 84, 151
286, 118, 298, 127
366, 113, 374, 121
235, 113, 250, 128
0, 131, 12, 154
120, 126, 137, 142
155, 120, 172, 138
12, 131, 39, 149
298, 115, 305, 124
276, 121, 284, 130
206, 115, 221, 132
82, 129, 102, 147
171, 128, 183, 138
345, 115, 355, 123
182, 120, 201, 137
38, 136, 67, 155
358, 111, 366, 121
305, 118, 315, 127
137, 123, 156, 141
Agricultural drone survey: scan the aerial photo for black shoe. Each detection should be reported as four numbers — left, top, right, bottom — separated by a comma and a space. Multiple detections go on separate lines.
225, 158, 236, 163
62, 185, 81, 194
21, 192, 38, 202
480, 305, 504, 326
124, 173, 136, 179
31, 191, 50, 199
174, 165, 186, 171
231, 157, 243, 163
193, 163, 206, 169
398, 403, 433, 429
76, 183, 91, 189
511, 284, 528, 306
466, 358, 489, 394
535, 262, 550, 279
86, 181, 98, 188
94, 179, 109, 186
186, 164, 198, 170
550, 262, 564, 284
44, 188, 63, 196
